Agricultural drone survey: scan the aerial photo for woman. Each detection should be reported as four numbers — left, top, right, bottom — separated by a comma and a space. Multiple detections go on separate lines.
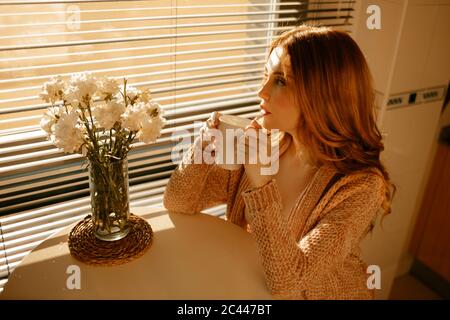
163, 25, 395, 299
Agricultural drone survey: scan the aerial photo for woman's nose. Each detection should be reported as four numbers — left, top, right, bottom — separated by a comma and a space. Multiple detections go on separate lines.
257, 79, 270, 101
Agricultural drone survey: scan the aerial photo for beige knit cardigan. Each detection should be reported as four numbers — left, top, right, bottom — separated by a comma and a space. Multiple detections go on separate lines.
163, 137, 385, 299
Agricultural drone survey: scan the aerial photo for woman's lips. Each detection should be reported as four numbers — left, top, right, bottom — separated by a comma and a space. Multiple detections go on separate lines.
260, 105, 271, 115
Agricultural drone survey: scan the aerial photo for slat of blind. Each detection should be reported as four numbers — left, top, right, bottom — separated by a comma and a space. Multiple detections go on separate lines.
0, 1, 297, 6
0, 2, 303, 16
1, 18, 299, 41
2, 229, 66, 252
1, 0, 158, 4
0, 47, 267, 77
1, 251, 34, 270
1, 141, 56, 156
2, 6, 347, 26
0, 25, 294, 60
0, 25, 294, 52
0, 61, 266, 97
0, 10, 302, 29
0, 262, 19, 279
0, 36, 269, 64
0, 279, 7, 294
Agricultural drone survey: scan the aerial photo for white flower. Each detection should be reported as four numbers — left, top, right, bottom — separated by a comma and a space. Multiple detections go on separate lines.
39, 76, 66, 104
53, 110, 85, 153
40, 106, 64, 136
40, 73, 166, 158
92, 100, 126, 130
53, 110, 78, 134
138, 116, 166, 143
120, 101, 165, 133
145, 100, 163, 118
63, 89, 81, 109
113, 93, 124, 105
97, 76, 119, 100
120, 85, 140, 103
66, 72, 98, 108
120, 103, 145, 131
137, 88, 152, 103
137, 102, 166, 143
57, 124, 85, 154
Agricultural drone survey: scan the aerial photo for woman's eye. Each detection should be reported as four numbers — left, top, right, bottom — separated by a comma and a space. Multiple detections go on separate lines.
262, 72, 285, 86
276, 77, 286, 86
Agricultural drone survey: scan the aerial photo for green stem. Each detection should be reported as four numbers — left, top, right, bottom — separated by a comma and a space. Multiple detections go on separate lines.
126, 132, 134, 149
90, 158, 128, 234
79, 103, 101, 157
112, 129, 121, 157
87, 97, 95, 128
109, 128, 113, 154
123, 78, 127, 107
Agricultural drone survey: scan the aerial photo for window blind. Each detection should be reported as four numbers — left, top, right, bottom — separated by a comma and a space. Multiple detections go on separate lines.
0, 0, 356, 294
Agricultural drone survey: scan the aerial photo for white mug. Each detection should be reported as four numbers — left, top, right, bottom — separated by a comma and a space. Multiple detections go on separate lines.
215, 114, 251, 170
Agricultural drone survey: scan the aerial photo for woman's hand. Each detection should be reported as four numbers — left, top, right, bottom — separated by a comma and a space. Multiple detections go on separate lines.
239, 118, 276, 189
188, 111, 223, 165
198, 111, 221, 150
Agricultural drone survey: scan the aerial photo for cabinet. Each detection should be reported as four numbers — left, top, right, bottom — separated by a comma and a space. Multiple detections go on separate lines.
410, 128, 450, 282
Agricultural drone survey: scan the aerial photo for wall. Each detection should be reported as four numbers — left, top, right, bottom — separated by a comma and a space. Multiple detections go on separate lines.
352, 0, 450, 299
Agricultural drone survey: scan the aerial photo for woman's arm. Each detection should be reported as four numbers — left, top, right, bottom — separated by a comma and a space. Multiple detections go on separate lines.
241, 172, 385, 298
163, 136, 231, 214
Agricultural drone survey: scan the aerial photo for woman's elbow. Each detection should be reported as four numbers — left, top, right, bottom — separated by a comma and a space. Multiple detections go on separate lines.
163, 190, 196, 214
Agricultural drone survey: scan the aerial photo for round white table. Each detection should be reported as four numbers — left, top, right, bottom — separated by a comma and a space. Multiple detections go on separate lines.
1, 206, 273, 300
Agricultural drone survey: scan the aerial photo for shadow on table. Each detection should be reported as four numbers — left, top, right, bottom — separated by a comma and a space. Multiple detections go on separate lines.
2, 210, 271, 299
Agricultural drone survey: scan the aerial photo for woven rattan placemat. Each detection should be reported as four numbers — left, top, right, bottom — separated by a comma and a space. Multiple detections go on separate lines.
68, 214, 153, 266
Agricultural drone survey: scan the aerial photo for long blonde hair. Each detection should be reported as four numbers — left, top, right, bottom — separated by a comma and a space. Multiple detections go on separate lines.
270, 24, 396, 219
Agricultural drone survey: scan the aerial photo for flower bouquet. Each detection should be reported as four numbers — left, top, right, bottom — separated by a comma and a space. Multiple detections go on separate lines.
40, 72, 166, 241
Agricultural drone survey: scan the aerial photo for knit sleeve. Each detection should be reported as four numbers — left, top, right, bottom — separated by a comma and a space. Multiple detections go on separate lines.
241, 173, 385, 299
163, 136, 230, 214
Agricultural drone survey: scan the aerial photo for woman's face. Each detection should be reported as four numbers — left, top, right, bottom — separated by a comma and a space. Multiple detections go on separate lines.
257, 46, 300, 135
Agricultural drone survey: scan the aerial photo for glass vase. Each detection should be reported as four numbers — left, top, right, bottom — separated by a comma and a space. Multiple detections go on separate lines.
88, 156, 130, 241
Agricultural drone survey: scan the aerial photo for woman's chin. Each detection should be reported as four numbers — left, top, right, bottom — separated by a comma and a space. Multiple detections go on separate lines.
260, 116, 274, 130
